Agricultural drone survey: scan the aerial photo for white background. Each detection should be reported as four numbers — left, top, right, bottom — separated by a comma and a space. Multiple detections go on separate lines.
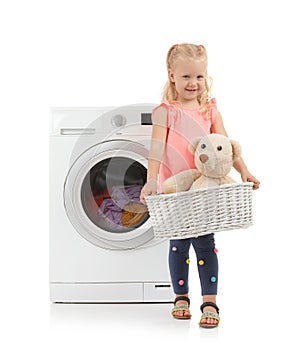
1, 0, 287, 348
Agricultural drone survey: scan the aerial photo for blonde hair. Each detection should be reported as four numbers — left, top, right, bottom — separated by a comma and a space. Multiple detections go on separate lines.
162, 43, 212, 118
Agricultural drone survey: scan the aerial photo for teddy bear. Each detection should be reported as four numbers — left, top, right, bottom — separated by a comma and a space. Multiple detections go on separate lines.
162, 133, 242, 194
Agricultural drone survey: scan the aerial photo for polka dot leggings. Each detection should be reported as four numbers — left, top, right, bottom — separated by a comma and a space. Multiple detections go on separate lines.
169, 234, 218, 295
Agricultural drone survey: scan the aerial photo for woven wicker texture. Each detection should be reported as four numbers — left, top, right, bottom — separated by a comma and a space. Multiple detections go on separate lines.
145, 182, 253, 239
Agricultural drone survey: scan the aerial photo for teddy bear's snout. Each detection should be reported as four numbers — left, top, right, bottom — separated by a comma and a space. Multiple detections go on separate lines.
199, 154, 209, 163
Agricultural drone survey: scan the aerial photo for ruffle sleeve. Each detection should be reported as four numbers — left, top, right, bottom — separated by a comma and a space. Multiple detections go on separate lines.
152, 101, 178, 128
152, 101, 170, 114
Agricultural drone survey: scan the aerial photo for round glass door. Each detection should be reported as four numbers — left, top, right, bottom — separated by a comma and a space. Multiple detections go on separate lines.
81, 156, 148, 233
64, 140, 155, 250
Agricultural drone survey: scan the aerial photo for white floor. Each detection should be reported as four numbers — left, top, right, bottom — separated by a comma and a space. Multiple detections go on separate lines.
3, 290, 283, 350
49, 299, 281, 349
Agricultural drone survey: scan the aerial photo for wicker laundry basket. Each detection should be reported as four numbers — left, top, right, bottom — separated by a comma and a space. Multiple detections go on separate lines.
145, 182, 253, 239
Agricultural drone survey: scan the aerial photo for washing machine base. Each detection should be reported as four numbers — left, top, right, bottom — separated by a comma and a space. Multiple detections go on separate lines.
50, 282, 174, 303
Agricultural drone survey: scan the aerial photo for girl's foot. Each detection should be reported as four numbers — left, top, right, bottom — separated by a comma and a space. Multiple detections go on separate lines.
199, 302, 220, 328
171, 295, 191, 319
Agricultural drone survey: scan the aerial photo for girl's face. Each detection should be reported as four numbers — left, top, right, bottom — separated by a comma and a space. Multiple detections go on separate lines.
169, 58, 207, 105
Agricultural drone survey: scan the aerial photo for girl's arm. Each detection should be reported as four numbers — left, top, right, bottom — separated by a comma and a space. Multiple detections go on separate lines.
140, 106, 168, 202
211, 111, 260, 190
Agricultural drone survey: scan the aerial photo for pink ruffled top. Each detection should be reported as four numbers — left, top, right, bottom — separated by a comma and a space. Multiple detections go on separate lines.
152, 98, 218, 186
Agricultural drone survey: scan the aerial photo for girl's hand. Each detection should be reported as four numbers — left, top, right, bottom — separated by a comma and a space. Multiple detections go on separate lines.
140, 179, 158, 203
241, 170, 260, 190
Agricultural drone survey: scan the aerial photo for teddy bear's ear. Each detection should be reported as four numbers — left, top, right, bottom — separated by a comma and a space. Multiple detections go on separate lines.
188, 137, 202, 154
230, 139, 242, 161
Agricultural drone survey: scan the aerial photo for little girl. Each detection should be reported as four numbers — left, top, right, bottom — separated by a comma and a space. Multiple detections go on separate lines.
140, 43, 259, 327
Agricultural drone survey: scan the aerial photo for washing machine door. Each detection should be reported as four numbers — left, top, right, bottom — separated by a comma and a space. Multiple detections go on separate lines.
64, 139, 157, 250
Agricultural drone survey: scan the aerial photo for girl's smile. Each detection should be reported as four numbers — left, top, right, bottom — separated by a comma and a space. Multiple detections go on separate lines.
185, 86, 199, 93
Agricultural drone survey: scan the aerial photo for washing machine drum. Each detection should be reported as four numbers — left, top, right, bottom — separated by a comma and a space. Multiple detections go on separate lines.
64, 140, 154, 250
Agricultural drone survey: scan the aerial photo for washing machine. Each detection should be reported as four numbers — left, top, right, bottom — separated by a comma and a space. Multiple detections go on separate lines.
49, 104, 174, 302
